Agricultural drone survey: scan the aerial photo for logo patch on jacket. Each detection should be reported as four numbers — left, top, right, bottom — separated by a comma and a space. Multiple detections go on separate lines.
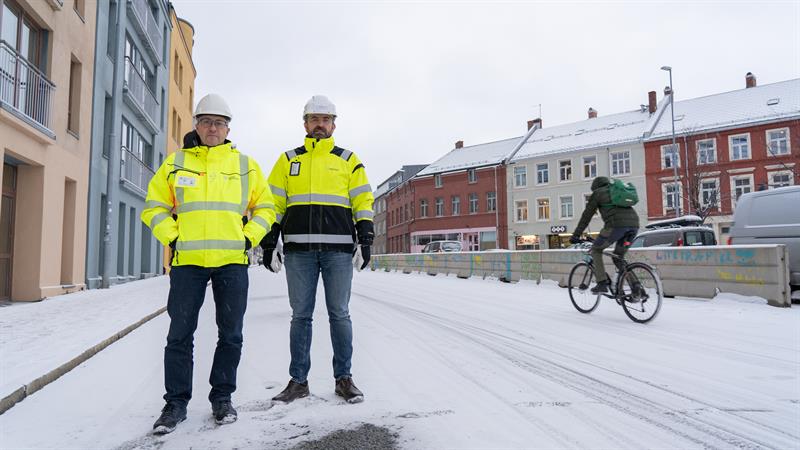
290, 161, 301, 176
176, 175, 198, 187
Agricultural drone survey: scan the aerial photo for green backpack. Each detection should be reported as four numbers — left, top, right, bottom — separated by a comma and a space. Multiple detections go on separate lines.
604, 179, 639, 208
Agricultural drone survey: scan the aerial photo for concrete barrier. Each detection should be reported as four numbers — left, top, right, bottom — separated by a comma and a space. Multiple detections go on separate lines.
371, 245, 792, 308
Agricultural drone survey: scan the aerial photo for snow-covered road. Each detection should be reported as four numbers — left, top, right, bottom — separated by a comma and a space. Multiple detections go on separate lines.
2, 269, 798, 449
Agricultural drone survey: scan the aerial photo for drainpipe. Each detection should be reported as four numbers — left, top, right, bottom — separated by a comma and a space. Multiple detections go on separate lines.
102, 0, 126, 288
493, 165, 499, 248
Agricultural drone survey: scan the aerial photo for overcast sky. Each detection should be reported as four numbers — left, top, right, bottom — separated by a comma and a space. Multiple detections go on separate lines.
170, 0, 800, 186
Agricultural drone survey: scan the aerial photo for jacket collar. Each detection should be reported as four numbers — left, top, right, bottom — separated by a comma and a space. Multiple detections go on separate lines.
304, 136, 335, 153
181, 140, 238, 155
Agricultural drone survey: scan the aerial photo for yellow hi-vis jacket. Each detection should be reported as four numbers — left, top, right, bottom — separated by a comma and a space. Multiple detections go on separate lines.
268, 136, 374, 253
142, 140, 276, 267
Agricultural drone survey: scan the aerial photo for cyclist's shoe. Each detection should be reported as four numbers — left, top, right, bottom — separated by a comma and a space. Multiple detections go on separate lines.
627, 282, 646, 303
591, 279, 610, 294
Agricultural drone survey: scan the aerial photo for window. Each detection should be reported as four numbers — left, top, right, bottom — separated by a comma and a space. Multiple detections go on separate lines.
768, 170, 793, 188
661, 144, 680, 169
469, 193, 478, 213
487, 191, 496, 212
435, 197, 444, 216
172, 109, 178, 142
173, 52, 179, 85
451, 196, 460, 215
106, 1, 117, 57
766, 128, 790, 156
536, 198, 550, 221
729, 134, 751, 161
730, 175, 753, 209
434, 174, 442, 188
663, 182, 681, 212
514, 165, 527, 187
610, 151, 630, 176
696, 139, 716, 165
467, 168, 477, 183
582, 155, 596, 179
559, 195, 574, 219
559, 159, 572, 182
67, 57, 82, 134
515, 200, 528, 222
74, 0, 85, 18
700, 179, 719, 209
536, 163, 549, 184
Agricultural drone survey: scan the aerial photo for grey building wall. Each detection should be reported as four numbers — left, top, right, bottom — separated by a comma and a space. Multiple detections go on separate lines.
86, 0, 172, 288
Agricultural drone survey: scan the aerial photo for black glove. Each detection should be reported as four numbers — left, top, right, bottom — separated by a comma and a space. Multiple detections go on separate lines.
259, 223, 282, 273
244, 239, 252, 251
359, 245, 371, 270
355, 220, 374, 246
569, 234, 581, 244
169, 239, 177, 251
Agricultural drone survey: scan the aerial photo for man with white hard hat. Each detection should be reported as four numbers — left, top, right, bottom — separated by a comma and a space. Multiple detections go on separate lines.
261, 95, 374, 404
143, 93, 276, 433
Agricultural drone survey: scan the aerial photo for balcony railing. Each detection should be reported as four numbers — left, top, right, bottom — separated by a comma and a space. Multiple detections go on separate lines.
120, 146, 154, 195
128, 0, 163, 65
0, 41, 55, 135
123, 58, 159, 132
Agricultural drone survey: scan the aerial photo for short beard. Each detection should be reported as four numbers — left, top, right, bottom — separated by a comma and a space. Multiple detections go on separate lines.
311, 128, 331, 139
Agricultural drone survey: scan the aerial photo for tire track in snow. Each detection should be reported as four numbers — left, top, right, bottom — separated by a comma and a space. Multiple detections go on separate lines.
355, 289, 795, 449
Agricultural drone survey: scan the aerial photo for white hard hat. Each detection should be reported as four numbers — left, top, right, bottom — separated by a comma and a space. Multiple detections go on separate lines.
303, 95, 336, 119
194, 93, 233, 121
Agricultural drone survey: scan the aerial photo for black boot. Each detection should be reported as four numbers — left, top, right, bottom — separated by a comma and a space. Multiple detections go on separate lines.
152, 402, 187, 435
271, 380, 309, 404
335, 377, 364, 404
211, 399, 237, 425
591, 279, 610, 294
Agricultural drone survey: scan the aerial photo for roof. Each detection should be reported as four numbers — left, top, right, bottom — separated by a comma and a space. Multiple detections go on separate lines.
511, 108, 656, 161
415, 136, 523, 177
374, 164, 429, 197
646, 78, 800, 140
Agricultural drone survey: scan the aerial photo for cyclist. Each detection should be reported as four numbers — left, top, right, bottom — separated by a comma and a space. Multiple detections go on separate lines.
570, 176, 639, 294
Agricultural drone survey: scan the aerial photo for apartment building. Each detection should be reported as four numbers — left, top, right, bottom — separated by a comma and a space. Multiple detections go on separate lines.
507, 95, 660, 249
0, 0, 96, 301
644, 74, 800, 243
166, 3, 194, 156
86, 0, 171, 288
373, 164, 426, 255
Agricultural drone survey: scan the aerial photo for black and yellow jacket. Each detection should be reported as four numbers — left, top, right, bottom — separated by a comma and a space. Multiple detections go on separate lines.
142, 136, 276, 267
268, 136, 374, 253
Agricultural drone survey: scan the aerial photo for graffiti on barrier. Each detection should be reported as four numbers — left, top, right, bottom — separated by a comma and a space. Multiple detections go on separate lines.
716, 268, 766, 286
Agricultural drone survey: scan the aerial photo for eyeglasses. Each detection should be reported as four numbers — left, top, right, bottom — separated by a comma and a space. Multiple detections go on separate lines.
197, 118, 229, 129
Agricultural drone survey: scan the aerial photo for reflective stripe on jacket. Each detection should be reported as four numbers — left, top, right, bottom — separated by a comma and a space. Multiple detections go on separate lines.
141, 141, 276, 267
269, 136, 374, 253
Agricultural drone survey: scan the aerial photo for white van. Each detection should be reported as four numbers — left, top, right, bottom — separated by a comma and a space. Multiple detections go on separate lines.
728, 186, 800, 293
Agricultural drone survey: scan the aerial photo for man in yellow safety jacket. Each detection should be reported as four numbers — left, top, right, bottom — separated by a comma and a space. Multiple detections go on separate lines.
142, 93, 275, 434
260, 95, 374, 405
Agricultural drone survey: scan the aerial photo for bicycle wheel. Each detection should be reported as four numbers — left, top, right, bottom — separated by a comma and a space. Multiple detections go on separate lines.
618, 262, 663, 323
568, 262, 600, 313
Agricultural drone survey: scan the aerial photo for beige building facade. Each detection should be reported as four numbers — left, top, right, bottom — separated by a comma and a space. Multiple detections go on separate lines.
0, 0, 96, 301
167, 4, 195, 156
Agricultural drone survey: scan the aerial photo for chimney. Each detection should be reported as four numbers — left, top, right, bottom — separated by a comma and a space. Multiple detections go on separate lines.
588, 107, 597, 119
527, 118, 542, 130
648, 90, 657, 114
455, 140, 463, 149
746, 72, 757, 88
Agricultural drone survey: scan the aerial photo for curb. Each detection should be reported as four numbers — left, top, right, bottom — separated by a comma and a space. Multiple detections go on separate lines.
0, 306, 167, 415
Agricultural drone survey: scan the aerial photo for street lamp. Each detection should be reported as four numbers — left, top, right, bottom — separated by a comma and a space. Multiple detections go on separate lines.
661, 65, 680, 218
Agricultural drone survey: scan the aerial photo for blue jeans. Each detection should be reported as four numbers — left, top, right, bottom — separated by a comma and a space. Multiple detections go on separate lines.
284, 251, 354, 383
163, 264, 248, 406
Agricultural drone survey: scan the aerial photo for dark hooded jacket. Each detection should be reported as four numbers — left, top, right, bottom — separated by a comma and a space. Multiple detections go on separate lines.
574, 176, 639, 235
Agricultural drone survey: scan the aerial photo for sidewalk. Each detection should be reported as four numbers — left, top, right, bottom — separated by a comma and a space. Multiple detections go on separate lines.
0, 275, 171, 411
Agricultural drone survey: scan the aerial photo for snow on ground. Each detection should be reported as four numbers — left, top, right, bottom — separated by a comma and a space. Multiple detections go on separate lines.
1, 268, 799, 449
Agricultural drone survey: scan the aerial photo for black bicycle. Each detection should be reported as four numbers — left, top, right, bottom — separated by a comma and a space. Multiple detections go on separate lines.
567, 240, 663, 323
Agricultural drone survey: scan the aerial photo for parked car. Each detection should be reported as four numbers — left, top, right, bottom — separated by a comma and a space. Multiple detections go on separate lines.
421, 240, 463, 253
728, 186, 800, 293
630, 215, 717, 248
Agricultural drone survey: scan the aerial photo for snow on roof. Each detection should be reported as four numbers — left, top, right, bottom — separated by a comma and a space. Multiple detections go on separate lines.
415, 136, 523, 176
511, 108, 654, 161
646, 78, 800, 140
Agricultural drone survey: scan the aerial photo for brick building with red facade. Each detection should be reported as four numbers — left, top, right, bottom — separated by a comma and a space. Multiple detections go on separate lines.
644, 75, 799, 242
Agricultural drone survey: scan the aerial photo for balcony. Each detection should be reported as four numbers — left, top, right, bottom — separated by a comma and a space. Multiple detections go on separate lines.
120, 146, 154, 196
123, 58, 159, 133
127, 0, 163, 65
0, 41, 55, 138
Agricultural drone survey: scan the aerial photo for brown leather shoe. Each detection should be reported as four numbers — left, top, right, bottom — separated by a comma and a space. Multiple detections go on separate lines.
271, 380, 309, 404
335, 377, 364, 404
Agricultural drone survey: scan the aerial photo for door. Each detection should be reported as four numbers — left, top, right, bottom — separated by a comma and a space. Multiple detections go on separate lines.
0, 164, 17, 300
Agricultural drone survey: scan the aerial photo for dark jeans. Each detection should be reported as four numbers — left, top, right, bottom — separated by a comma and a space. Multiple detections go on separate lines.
591, 227, 638, 283
163, 264, 248, 406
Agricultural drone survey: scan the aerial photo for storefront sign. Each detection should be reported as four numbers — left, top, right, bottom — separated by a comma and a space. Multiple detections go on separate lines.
550, 225, 567, 234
